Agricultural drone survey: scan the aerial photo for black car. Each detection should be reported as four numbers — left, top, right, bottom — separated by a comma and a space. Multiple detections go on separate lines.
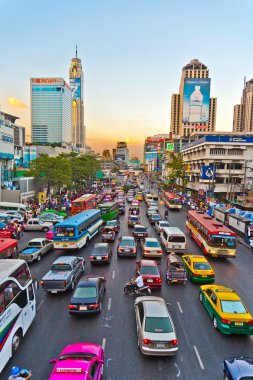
68, 276, 106, 314
132, 224, 148, 240
90, 243, 112, 264
223, 357, 253, 380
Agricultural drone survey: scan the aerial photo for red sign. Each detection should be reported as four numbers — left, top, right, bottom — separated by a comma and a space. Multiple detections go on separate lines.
0, 230, 12, 238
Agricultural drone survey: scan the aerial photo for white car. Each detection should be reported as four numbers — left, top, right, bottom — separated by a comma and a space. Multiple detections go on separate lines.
141, 238, 163, 258
4, 211, 24, 222
155, 221, 170, 234
24, 218, 53, 232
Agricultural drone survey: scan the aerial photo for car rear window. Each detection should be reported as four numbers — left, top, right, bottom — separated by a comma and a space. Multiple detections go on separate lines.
168, 236, 185, 243
52, 264, 72, 271
92, 246, 107, 255
141, 266, 159, 275
193, 262, 211, 270
74, 286, 97, 299
220, 300, 247, 314
160, 222, 170, 228
122, 239, 134, 247
135, 227, 147, 233
130, 216, 139, 221
145, 317, 173, 333
145, 241, 160, 248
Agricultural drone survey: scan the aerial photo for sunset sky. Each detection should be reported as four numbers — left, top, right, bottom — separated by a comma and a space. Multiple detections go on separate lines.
1, 0, 253, 158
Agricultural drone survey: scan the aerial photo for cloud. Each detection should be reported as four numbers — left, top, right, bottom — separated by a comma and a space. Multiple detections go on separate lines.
7, 97, 28, 109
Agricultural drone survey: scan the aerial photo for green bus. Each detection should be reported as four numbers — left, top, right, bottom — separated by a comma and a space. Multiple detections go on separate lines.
97, 202, 119, 222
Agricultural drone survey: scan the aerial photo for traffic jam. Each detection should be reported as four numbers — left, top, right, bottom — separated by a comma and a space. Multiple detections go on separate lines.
1, 174, 253, 379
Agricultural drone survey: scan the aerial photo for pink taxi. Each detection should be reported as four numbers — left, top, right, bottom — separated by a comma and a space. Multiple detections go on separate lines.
49, 342, 104, 379
46, 226, 54, 240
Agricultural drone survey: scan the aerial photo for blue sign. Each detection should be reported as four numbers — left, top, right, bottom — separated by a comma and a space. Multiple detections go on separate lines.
200, 164, 216, 180
70, 78, 81, 100
183, 78, 211, 123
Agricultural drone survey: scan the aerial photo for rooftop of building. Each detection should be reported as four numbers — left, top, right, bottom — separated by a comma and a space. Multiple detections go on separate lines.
183, 59, 208, 71
0, 111, 20, 123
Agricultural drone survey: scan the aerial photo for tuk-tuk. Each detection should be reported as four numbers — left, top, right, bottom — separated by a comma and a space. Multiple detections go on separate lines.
166, 253, 187, 284
102, 226, 116, 242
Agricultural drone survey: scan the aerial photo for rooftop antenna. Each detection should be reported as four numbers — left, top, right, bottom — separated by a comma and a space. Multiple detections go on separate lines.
76, 45, 78, 58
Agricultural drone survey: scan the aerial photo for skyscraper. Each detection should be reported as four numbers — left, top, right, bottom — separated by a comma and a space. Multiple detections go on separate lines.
233, 78, 253, 133
69, 47, 85, 149
31, 78, 72, 144
170, 59, 217, 137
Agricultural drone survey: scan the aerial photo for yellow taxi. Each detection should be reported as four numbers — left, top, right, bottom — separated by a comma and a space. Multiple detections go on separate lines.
199, 285, 253, 335
182, 255, 215, 283
136, 192, 144, 201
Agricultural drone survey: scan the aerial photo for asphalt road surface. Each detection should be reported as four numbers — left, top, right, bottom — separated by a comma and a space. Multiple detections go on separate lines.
2, 190, 253, 379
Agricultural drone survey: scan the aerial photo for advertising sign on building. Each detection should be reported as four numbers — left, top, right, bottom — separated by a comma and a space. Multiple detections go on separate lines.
70, 77, 81, 100
165, 142, 174, 152
0, 125, 14, 159
182, 78, 211, 123
115, 154, 125, 161
200, 164, 216, 180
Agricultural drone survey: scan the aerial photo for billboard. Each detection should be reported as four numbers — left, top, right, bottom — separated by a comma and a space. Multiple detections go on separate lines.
145, 140, 164, 154
182, 78, 210, 123
70, 77, 81, 100
200, 165, 216, 180
165, 142, 174, 152
115, 154, 125, 161
0, 125, 14, 159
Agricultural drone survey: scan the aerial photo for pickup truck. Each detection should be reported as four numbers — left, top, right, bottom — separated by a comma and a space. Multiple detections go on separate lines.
41, 256, 85, 293
19, 238, 54, 262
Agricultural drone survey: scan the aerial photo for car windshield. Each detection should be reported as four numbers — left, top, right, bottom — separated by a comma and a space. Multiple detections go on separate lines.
59, 352, 97, 361
209, 235, 236, 248
220, 300, 247, 314
145, 317, 173, 333
145, 241, 160, 247
52, 264, 72, 271
193, 262, 211, 270
141, 266, 159, 275
54, 227, 75, 237
92, 246, 108, 255
74, 286, 97, 299
121, 239, 134, 247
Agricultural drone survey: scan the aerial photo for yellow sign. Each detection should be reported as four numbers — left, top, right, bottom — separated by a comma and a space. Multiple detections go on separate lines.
38, 192, 47, 204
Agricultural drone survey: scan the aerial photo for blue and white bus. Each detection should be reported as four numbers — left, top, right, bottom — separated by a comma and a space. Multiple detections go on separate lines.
0, 260, 36, 373
53, 209, 103, 249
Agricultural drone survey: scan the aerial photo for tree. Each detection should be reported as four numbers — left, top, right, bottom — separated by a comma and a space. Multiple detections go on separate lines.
166, 152, 188, 192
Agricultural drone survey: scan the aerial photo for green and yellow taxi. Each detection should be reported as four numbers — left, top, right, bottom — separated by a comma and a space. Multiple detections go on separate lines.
182, 255, 215, 283
199, 285, 253, 335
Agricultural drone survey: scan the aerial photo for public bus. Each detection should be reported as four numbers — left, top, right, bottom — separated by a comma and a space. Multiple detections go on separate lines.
97, 202, 119, 222
186, 210, 237, 258
71, 194, 97, 215
0, 260, 36, 373
53, 209, 103, 249
0, 238, 19, 259
164, 192, 182, 210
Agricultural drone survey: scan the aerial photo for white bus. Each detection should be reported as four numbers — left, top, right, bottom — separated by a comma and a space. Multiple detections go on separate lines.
0, 260, 36, 372
0, 202, 29, 215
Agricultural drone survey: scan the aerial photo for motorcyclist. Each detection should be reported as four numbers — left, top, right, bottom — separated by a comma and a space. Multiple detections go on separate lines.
164, 209, 169, 219
133, 271, 144, 291
8, 366, 32, 379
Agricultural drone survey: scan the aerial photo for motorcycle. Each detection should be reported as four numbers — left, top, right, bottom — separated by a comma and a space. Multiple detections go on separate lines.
124, 281, 151, 295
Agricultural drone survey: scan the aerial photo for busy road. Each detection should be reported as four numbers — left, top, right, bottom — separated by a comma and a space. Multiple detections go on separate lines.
2, 182, 253, 380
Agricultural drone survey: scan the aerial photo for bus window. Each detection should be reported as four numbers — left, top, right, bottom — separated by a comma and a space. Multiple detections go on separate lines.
28, 284, 34, 301
0, 290, 5, 314
12, 264, 31, 286
3, 281, 20, 308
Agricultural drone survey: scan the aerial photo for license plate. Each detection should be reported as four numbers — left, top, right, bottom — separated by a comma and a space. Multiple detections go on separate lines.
157, 344, 165, 348
124, 249, 130, 252
51, 290, 57, 294
79, 306, 87, 311
235, 322, 243, 326
173, 245, 180, 248
96, 257, 102, 260
138, 234, 142, 236
63, 244, 67, 247
147, 279, 153, 283
202, 275, 207, 278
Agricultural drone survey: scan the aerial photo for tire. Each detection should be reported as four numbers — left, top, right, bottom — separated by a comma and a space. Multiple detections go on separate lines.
12, 330, 22, 354
199, 292, 203, 302
124, 286, 131, 295
213, 316, 218, 329
43, 227, 49, 232
37, 254, 41, 262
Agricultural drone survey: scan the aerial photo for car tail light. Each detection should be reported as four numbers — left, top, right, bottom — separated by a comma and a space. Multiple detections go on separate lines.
40, 281, 44, 287
143, 338, 152, 345
144, 249, 150, 253
132, 249, 136, 253
209, 273, 215, 277
90, 256, 94, 260
158, 250, 163, 254
247, 320, 253, 325
155, 278, 162, 283
64, 281, 67, 287
221, 318, 231, 325
68, 304, 78, 310
169, 339, 178, 346
88, 304, 99, 310
104, 255, 109, 260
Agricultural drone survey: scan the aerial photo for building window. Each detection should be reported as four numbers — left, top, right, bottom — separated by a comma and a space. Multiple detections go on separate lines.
210, 148, 226, 155
227, 163, 243, 170
215, 177, 224, 184
227, 149, 243, 155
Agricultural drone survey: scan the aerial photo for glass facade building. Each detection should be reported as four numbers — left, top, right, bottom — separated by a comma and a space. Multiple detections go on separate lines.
31, 78, 72, 144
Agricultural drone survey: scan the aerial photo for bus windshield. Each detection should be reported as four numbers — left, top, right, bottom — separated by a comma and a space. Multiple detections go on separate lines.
209, 235, 236, 248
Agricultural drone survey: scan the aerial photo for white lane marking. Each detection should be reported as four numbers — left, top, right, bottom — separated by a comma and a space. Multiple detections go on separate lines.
193, 345, 205, 370
174, 362, 181, 377
107, 297, 112, 311
37, 300, 44, 311
177, 301, 183, 314
102, 338, 106, 350
112, 270, 115, 279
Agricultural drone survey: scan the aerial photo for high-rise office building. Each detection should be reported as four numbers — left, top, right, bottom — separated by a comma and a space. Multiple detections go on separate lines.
31, 78, 72, 144
69, 47, 85, 149
233, 78, 253, 133
170, 59, 217, 137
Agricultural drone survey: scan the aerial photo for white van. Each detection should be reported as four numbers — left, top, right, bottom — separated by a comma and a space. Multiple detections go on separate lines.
0, 202, 29, 215
160, 227, 186, 254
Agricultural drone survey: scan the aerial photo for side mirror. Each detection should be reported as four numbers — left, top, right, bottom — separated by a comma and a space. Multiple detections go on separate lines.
50, 359, 57, 364
98, 359, 104, 364
166, 302, 172, 306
